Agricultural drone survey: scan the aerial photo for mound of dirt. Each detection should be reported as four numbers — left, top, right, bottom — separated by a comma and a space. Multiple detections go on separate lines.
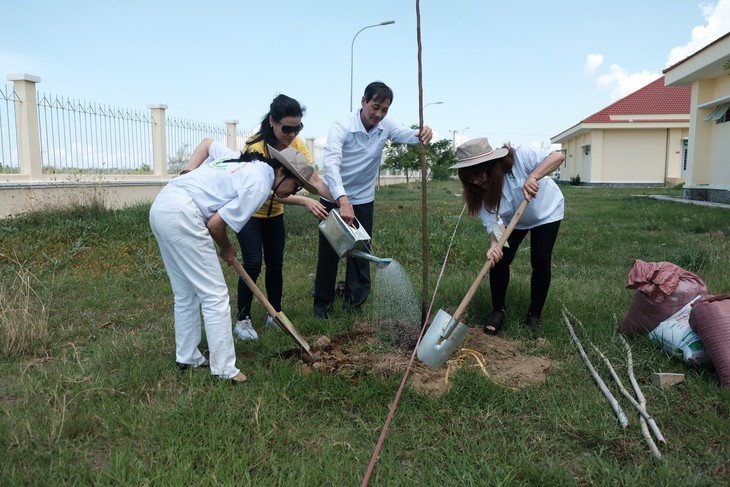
284, 323, 554, 396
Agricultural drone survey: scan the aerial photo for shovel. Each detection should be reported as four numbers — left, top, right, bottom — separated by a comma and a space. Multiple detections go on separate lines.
417, 199, 530, 367
231, 259, 312, 358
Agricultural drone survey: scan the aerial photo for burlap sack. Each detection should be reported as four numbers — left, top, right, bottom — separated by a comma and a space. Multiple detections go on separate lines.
619, 260, 708, 334
689, 294, 730, 389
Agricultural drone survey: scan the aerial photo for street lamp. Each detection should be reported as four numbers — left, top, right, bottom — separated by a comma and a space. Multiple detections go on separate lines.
450, 127, 469, 152
350, 20, 395, 112
424, 101, 444, 109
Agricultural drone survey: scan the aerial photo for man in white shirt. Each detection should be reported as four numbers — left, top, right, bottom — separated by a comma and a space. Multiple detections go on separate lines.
313, 81, 433, 318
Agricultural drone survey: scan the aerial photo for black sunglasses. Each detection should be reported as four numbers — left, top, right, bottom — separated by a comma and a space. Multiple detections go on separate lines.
277, 121, 304, 134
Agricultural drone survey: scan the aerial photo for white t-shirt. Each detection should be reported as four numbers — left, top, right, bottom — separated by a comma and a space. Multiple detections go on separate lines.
169, 141, 274, 232
479, 145, 564, 234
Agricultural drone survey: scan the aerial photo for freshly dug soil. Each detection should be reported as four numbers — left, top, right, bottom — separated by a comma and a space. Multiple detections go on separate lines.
283, 322, 554, 396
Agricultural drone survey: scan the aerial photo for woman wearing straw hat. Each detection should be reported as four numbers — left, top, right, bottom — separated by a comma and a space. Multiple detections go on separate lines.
151, 139, 329, 384
451, 137, 565, 335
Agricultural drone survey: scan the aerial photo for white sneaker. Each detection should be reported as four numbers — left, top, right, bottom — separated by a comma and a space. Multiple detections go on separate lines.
234, 317, 258, 341
266, 315, 278, 330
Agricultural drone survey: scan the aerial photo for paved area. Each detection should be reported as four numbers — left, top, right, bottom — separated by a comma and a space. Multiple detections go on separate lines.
643, 195, 730, 210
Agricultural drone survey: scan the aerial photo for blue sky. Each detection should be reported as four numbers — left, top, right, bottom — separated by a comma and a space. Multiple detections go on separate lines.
2, 0, 729, 150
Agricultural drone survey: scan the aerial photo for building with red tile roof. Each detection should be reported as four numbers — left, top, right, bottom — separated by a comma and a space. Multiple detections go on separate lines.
551, 76, 691, 186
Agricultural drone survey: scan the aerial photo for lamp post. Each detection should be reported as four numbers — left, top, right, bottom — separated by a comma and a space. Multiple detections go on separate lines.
350, 20, 395, 112
423, 101, 444, 109
450, 127, 469, 152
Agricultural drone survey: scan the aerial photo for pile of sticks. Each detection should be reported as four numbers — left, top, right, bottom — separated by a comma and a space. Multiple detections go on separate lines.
562, 306, 666, 461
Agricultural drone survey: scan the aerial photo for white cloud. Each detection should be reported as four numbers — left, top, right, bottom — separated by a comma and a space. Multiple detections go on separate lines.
666, 0, 730, 66
584, 54, 604, 75
596, 65, 661, 101
584, 0, 730, 102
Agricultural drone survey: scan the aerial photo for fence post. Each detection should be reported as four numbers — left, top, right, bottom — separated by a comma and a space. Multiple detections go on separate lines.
225, 120, 238, 150
8, 74, 42, 179
147, 104, 168, 177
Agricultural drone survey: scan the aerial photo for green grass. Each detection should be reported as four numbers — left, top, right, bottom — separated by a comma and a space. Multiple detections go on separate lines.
1, 181, 729, 486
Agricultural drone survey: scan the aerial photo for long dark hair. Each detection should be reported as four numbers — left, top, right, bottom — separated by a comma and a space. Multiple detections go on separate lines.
458, 145, 515, 215
245, 94, 305, 152
227, 151, 282, 171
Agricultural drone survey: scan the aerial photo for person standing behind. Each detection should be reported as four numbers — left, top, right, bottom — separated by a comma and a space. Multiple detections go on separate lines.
150, 138, 322, 384
313, 81, 433, 318
233, 95, 331, 341
450, 137, 565, 335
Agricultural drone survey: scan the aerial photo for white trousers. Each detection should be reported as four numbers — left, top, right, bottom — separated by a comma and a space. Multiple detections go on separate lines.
149, 185, 240, 379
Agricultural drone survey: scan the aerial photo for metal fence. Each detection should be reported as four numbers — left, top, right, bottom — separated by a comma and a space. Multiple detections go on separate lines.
12, 88, 246, 175
0, 84, 19, 173
166, 116, 227, 174
37, 93, 154, 173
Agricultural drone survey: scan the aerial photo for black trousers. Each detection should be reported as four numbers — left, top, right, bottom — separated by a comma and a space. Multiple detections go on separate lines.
489, 220, 561, 317
236, 214, 285, 319
313, 200, 374, 312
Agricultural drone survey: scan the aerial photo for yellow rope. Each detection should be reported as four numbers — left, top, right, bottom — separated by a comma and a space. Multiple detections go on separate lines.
445, 348, 490, 383
445, 348, 519, 391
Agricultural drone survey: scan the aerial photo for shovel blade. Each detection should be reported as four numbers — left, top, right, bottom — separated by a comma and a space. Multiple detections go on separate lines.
417, 309, 470, 367
274, 311, 313, 358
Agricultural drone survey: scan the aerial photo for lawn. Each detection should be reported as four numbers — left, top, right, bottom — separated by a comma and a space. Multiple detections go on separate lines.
1, 181, 729, 486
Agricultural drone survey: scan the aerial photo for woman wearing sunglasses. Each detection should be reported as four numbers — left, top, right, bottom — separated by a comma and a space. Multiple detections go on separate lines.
233, 94, 329, 341
452, 137, 565, 336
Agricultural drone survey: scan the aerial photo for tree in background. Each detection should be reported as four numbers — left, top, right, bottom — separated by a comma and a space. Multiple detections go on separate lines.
382, 129, 458, 184
428, 139, 458, 181
382, 139, 421, 186
167, 143, 190, 174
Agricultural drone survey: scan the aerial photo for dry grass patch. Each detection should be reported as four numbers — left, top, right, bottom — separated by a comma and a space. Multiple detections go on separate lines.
0, 255, 51, 356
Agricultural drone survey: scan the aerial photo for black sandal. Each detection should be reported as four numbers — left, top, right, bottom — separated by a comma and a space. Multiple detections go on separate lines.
525, 313, 541, 335
483, 309, 506, 335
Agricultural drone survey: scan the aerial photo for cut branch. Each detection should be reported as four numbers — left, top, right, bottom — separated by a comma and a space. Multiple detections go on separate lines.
621, 335, 663, 460
562, 307, 629, 429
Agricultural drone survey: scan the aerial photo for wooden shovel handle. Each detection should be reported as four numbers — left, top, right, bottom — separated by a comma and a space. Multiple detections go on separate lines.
453, 199, 530, 321
231, 259, 277, 317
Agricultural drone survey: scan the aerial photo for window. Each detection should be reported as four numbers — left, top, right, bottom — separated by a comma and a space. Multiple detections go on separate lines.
704, 103, 730, 123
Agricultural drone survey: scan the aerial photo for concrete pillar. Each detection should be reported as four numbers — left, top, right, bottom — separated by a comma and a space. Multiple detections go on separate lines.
224, 120, 238, 150
147, 104, 168, 177
8, 74, 42, 179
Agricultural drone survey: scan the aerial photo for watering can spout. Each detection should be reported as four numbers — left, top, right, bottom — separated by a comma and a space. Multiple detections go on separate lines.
349, 250, 392, 269
318, 210, 393, 269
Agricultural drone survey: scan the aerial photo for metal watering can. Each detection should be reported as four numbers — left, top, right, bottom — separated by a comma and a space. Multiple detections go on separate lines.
318, 209, 393, 268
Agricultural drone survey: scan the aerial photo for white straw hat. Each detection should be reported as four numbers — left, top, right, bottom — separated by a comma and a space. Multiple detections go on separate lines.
449, 137, 508, 169
267, 144, 317, 194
